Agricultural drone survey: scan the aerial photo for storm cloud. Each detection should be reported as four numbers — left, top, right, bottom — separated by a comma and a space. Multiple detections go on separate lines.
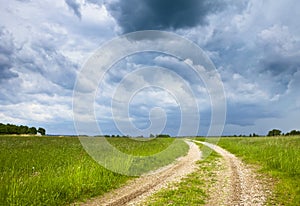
1, 0, 300, 136
105, 0, 226, 33
0, 27, 18, 82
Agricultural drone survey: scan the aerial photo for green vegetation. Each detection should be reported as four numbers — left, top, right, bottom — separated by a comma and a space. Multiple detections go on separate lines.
0, 123, 46, 135
81, 137, 189, 176
145, 144, 221, 205
156, 134, 171, 138
37, 127, 46, 135
106, 137, 176, 156
267, 129, 282, 136
0, 136, 188, 205
215, 136, 300, 205
285, 130, 300, 136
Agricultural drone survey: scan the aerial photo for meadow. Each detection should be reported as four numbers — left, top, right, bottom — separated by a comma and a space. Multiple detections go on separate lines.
0, 136, 188, 205
214, 136, 300, 205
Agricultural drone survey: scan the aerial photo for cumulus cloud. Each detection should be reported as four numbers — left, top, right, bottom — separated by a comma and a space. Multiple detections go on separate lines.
0, 0, 117, 134
256, 25, 300, 88
105, 0, 226, 33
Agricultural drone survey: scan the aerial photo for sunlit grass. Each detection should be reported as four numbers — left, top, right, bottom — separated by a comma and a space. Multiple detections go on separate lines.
0, 136, 188, 205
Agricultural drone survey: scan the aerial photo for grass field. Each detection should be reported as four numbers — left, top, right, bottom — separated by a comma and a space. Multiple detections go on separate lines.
0, 136, 188, 205
212, 136, 300, 205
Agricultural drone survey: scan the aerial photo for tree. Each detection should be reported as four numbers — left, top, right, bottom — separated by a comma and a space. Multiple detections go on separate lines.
0, 123, 39, 135
267, 129, 282, 136
0, 123, 8, 134
156, 134, 171, 138
38, 127, 46, 135
28, 127, 37, 134
285, 130, 300, 136
19, 125, 29, 134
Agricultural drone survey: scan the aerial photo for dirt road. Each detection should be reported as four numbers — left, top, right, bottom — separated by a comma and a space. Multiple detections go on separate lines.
80, 140, 270, 206
194, 140, 270, 206
80, 141, 201, 206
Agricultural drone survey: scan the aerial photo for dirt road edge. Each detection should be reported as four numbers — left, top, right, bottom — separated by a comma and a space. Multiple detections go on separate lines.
193, 140, 270, 206
79, 140, 201, 206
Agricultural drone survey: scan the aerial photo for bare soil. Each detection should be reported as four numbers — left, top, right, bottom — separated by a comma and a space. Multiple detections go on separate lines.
194, 140, 271, 206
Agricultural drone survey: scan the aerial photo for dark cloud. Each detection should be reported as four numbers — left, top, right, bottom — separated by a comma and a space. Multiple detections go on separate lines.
0, 27, 18, 82
105, 0, 226, 33
65, 0, 81, 19
260, 54, 300, 77
21, 40, 78, 90
226, 103, 278, 126
86, 0, 103, 5
0, 26, 77, 91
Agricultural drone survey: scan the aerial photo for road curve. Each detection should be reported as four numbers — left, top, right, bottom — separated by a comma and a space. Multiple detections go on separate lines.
79, 141, 201, 206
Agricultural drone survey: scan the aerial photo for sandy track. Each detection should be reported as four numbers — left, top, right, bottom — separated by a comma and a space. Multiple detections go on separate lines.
194, 140, 270, 206
79, 141, 201, 206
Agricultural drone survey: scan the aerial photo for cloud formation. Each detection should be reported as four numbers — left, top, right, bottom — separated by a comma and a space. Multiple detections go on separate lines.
105, 0, 226, 33
0, 27, 18, 82
0, 0, 300, 136
65, 0, 82, 19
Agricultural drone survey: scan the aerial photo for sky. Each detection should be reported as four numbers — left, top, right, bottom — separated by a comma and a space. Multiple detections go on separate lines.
0, 0, 299, 136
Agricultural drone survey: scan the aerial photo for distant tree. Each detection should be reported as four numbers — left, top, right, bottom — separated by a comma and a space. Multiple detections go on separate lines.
0, 123, 39, 135
28, 127, 37, 134
0, 123, 8, 134
19, 125, 29, 134
38, 127, 46, 135
156, 134, 171, 138
285, 130, 300, 136
267, 129, 282, 136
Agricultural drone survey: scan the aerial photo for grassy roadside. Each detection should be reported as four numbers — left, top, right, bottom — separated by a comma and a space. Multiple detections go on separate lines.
144, 143, 221, 205
0, 136, 188, 205
215, 136, 300, 205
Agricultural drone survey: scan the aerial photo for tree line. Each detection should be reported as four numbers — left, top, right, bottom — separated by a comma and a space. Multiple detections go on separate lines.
267, 129, 300, 136
0, 123, 46, 135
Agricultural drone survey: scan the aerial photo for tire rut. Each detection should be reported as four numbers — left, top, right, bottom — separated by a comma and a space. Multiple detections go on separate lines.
79, 141, 201, 206
194, 140, 269, 206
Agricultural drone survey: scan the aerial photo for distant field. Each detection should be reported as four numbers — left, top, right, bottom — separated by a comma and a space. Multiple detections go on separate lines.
211, 136, 300, 205
0, 136, 188, 205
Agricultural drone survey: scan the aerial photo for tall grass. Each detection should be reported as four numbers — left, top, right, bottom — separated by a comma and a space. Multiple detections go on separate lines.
214, 136, 300, 205
106, 137, 176, 156
0, 136, 188, 205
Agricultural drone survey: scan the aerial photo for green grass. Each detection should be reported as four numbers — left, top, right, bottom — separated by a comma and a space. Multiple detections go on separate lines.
0, 136, 188, 205
212, 136, 300, 205
106, 137, 176, 156
145, 144, 221, 205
